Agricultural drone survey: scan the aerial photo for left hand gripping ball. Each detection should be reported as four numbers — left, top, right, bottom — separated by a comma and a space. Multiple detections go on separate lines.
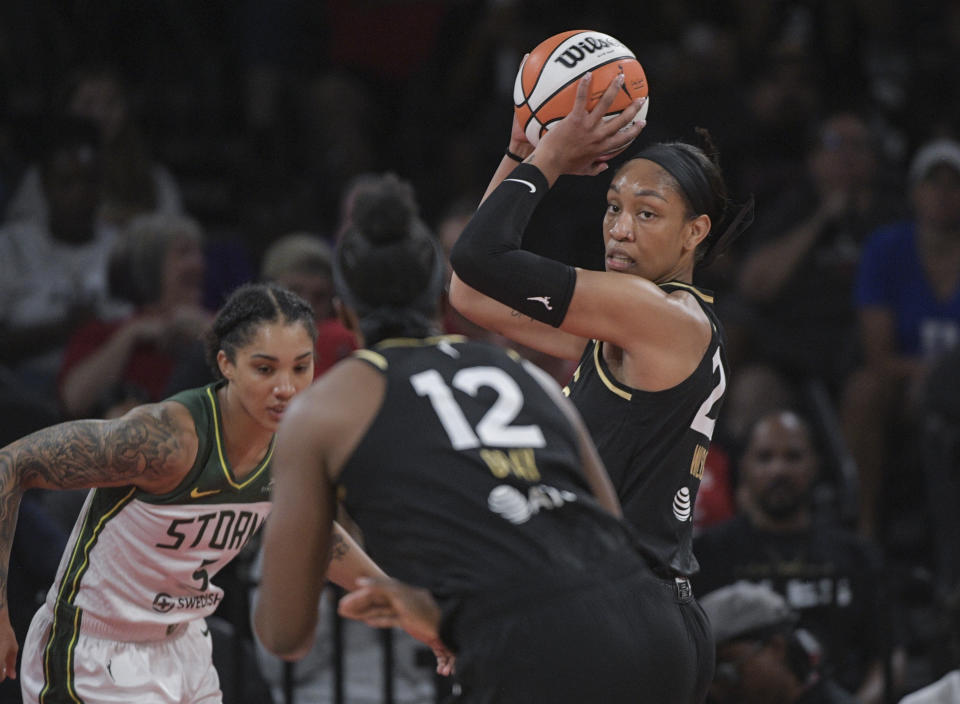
514, 29, 650, 147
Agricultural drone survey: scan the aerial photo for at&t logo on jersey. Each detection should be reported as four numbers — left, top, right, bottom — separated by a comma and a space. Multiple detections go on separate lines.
672, 487, 692, 522
487, 484, 577, 524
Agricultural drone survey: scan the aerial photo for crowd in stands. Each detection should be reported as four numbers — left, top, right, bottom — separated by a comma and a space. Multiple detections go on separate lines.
1, 1, 959, 702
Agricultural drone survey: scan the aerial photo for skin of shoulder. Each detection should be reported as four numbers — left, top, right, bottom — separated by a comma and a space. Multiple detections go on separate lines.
280, 357, 387, 484
567, 269, 712, 384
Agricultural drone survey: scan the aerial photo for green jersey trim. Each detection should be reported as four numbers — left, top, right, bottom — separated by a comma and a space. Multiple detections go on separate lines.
205, 386, 273, 490
43, 487, 136, 703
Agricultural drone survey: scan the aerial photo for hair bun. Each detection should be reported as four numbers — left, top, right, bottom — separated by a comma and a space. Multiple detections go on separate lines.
351, 173, 419, 245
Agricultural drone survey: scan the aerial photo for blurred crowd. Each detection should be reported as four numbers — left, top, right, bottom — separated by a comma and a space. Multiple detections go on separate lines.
1, 1, 960, 703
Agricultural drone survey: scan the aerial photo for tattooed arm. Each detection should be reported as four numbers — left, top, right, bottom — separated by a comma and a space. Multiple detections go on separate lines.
0, 401, 197, 680
0, 402, 197, 494
325, 523, 388, 589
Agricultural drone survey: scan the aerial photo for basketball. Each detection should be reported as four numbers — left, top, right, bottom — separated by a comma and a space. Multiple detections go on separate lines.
514, 29, 650, 148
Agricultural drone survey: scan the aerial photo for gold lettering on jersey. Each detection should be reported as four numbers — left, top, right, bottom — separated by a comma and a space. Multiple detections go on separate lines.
479, 448, 541, 481
690, 444, 708, 480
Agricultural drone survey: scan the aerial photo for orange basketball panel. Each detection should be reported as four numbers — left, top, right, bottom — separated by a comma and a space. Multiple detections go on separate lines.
521, 29, 586, 96
583, 60, 648, 112
533, 84, 579, 125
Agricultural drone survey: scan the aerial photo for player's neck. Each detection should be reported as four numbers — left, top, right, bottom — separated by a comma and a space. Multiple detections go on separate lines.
216, 385, 275, 478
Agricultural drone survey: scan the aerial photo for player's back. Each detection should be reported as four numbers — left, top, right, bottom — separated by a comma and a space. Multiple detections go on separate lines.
337, 335, 644, 599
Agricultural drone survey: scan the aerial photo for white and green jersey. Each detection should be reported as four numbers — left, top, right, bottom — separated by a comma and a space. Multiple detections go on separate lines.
42, 381, 273, 642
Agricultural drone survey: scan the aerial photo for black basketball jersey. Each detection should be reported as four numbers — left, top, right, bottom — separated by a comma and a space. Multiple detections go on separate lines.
564, 281, 727, 576
336, 335, 644, 602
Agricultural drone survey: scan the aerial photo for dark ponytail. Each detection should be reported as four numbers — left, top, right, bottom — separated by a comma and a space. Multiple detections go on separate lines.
631, 128, 753, 268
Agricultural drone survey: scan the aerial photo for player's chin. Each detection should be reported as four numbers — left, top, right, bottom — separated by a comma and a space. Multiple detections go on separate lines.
264, 407, 286, 428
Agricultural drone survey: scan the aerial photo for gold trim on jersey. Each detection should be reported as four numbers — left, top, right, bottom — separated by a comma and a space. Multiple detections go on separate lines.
352, 349, 388, 370
593, 341, 632, 401
205, 387, 274, 490
660, 280, 714, 303
374, 334, 468, 349
355, 335, 471, 369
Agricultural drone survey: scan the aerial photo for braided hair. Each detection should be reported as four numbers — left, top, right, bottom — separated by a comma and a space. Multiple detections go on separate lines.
204, 283, 317, 379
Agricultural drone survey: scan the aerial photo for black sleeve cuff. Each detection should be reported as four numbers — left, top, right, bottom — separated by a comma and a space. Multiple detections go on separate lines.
450, 163, 576, 327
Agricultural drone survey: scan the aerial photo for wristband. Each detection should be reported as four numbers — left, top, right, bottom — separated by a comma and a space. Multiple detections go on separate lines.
504, 148, 525, 163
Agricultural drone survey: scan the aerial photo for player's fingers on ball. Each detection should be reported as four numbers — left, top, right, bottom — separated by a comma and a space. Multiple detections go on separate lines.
593, 73, 625, 117
618, 97, 647, 127
572, 72, 593, 112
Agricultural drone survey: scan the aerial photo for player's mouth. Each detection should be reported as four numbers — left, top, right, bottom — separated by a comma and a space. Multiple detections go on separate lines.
606, 249, 635, 272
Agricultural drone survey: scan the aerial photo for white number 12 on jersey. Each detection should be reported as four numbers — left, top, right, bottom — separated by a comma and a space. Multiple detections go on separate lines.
411, 366, 546, 450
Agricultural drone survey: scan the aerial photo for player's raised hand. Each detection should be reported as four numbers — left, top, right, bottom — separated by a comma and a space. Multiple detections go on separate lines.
532, 72, 646, 180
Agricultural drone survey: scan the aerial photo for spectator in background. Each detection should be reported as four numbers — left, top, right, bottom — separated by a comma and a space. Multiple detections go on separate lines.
701, 581, 857, 704
694, 409, 902, 704
0, 115, 123, 407
5, 62, 182, 228
57, 212, 211, 419
721, 110, 906, 444
840, 137, 960, 540
260, 231, 356, 377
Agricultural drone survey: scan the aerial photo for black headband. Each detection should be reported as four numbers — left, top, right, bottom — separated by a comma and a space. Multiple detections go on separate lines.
635, 143, 716, 217
634, 144, 754, 267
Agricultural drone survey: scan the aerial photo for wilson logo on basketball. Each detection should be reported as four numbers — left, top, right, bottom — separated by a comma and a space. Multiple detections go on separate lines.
514, 29, 649, 148
553, 36, 623, 68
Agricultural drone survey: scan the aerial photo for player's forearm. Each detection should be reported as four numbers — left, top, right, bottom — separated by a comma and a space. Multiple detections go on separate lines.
325, 522, 388, 590
450, 165, 576, 329
0, 449, 26, 611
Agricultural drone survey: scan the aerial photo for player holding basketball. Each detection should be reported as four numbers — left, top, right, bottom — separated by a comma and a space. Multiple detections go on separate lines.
448, 67, 752, 680
255, 170, 713, 703
0, 283, 389, 703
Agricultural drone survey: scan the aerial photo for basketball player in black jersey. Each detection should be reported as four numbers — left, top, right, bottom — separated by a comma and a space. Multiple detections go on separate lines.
254, 172, 714, 703
447, 71, 752, 696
